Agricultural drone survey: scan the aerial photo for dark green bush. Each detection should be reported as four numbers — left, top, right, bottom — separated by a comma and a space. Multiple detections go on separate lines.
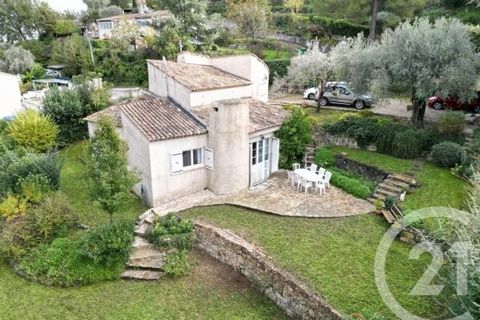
329, 169, 372, 199
78, 221, 134, 266
314, 148, 335, 167
431, 142, 465, 168
17, 237, 125, 286
392, 129, 424, 159
265, 58, 291, 85
384, 196, 397, 210
276, 108, 312, 169
147, 214, 194, 250
438, 110, 465, 141
310, 16, 369, 37
0, 151, 59, 197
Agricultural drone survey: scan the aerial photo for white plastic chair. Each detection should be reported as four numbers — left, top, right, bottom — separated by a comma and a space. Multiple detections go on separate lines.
292, 163, 301, 171
299, 177, 313, 194
309, 163, 318, 172
287, 171, 296, 186
315, 181, 326, 195
324, 171, 332, 189
317, 167, 326, 178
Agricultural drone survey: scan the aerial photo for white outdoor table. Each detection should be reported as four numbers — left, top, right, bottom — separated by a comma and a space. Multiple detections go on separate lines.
294, 168, 323, 183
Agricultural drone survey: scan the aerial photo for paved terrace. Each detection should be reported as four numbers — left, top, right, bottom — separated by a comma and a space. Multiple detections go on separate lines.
140, 171, 374, 224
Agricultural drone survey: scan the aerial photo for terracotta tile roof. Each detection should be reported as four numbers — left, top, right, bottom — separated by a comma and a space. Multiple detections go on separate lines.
97, 10, 171, 22
84, 104, 123, 127
147, 60, 251, 92
192, 99, 288, 134
121, 97, 207, 142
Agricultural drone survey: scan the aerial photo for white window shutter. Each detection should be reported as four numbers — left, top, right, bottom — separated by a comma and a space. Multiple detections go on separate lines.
271, 138, 279, 172
204, 147, 214, 170
171, 153, 183, 174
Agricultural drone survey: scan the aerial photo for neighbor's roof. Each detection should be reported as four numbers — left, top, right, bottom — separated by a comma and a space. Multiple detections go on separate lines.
121, 97, 207, 142
97, 10, 171, 22
192, 99, 288, 134
147, 60, 251, 92
85, 104, 123, 127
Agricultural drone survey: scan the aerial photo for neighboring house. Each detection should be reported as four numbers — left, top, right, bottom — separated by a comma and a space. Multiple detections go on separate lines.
95, 10, 171, 39
85, 52, 287, 207
0, 72, 22, 120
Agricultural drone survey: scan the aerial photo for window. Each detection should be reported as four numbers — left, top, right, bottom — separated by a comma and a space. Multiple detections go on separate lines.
136, 19, 150, 26
251, 142, 257, 165
99, 21, 113, 30
182, 148, 203, 168
258, 140, 264, 163
265, 139, 270, 161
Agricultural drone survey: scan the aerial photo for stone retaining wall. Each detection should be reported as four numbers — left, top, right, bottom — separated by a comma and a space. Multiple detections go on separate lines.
312, 129, 377, 152
335, 154, 389, 183
194, 221, 343, 320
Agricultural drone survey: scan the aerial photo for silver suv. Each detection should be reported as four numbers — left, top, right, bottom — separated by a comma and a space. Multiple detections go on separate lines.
319, 84, 373, 110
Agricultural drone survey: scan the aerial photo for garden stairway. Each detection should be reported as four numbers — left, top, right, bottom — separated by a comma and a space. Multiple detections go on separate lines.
121, 211, 165, 281
304, 145, 317, 166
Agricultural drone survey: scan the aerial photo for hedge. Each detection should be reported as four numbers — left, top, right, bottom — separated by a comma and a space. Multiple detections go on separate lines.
264, 58, 291, 84
329, 168, 372, 199
310, 16, 369, 37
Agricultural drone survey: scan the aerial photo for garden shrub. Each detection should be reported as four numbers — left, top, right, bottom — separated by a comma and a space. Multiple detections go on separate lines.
315, 148, 335, 167
163, 250, 192, 278
329, 169, 372, 199
391, 129, 424, 159
7, 109, 58, 153
18, 237, 125, 286
438, 110, 465, 141
384, 196, 397, 210
276, 108, 312, 169
0, 151, 59, 197
147, 214, 194, 250
264, 58, 291, 85
0, 194, 28, 220
431, 142, 465, 168
310, 16, 369, 37
78, 221, 134, 266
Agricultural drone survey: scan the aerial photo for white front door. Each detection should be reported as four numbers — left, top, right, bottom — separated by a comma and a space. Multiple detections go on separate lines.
250, 138, 271, 186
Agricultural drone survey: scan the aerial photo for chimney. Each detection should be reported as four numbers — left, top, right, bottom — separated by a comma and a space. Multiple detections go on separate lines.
136, 0, 145, 14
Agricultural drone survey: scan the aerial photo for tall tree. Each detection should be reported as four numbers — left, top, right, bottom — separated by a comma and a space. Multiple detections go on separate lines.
0, 46, 35, 74
226, 0, 271, 41
0, 0, 36, 42
368, 0, 381, 41
337, 18, 478, 124
272, 44, 338, 112
86, 117, 139, 224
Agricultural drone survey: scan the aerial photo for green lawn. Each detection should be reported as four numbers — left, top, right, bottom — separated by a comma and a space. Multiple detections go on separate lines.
0, 141, 287, 319
58, 142, 147, 226
325, 146, 469, 213
181, 205, 450, 320
303, 107, 355, 125
0, 254, 286, 320
262, 49, 293, 60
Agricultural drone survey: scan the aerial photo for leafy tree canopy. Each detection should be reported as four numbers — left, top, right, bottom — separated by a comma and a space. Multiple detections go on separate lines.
0, 46, 35, 74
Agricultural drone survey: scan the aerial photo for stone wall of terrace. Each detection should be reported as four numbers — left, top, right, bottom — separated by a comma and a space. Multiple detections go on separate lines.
194, 221, 343, 320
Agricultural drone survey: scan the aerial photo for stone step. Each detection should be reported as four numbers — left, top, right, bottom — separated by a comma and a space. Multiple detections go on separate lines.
372, 193, 386, 201
127, 253, 166, 270
134, 223, 149, 237
390, 174, 417, 186
378, 182, 403, 194
384, 179, 410, 190
121, 269, 162, 281
375, 188, 399, 198
132, 236, 154, 250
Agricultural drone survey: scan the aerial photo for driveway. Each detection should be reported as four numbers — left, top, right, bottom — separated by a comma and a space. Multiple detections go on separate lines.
270, 94, 479, 135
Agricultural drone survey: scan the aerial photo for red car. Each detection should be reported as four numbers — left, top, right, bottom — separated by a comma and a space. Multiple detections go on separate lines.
427, 91, 480, 113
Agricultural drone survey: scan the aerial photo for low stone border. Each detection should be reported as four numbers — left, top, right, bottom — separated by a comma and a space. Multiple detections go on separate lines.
194, 221, 343, 320
335, 154, 389, 183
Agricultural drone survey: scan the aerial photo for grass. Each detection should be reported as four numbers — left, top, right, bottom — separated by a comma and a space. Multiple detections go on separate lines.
0, 141, 287, 319
325, 146, 469, 213
303, 107, 355, 125
58, 142, 147, 226
0, 254, 286, 320
262, 49, 293, 60
181, 205, 451, 319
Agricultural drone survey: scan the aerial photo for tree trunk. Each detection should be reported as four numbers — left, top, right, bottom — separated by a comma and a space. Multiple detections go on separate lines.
368, 0, 381, 42
411, 97, 426, 126
316, 84, 325, 113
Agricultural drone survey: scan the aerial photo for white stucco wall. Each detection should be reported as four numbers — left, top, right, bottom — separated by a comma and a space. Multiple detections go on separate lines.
0, 72, 22, 119
121, 114, 154, 205
189, 86, 252, 108
149, 134, 209, 206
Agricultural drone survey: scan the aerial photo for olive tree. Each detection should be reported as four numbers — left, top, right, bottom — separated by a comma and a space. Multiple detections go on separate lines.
0, 46, 34, 74
272, 44, 338, 112
337, 18, 478, 124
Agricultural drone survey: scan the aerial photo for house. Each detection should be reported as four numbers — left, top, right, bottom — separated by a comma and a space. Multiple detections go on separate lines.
95, 9, 171, 40
0, 72, 22, 120
85, 53, 287, 207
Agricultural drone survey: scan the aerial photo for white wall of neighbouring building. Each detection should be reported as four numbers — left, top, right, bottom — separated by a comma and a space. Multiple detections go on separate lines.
0, 72, 22, 119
